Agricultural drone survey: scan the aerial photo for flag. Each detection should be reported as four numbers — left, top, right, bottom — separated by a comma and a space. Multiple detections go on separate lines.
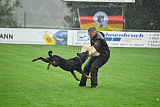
78, 7, 123, 30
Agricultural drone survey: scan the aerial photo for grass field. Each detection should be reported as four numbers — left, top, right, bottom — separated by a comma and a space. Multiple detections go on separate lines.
0, 44, 160, 107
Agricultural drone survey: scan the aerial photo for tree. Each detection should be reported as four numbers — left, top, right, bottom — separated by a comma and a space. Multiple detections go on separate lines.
0, 0, 22, 27
124, 0, 160, 30
63, 2, 80, 28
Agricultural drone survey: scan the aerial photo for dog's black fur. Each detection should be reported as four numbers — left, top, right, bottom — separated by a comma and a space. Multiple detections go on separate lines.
32, 51, 91, 81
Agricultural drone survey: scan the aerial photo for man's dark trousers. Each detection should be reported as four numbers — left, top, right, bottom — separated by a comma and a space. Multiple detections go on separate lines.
79, 55, 109, 87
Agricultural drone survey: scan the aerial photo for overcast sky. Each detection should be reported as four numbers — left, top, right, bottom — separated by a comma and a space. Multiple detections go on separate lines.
14, 0, 70, 28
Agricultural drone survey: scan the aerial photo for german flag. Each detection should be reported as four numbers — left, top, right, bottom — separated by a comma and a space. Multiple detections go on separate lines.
78, 7, 123, 30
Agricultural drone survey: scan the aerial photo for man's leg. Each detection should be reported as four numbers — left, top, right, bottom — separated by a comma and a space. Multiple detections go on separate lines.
90, 56, 109, 88
79, 57, 97, 87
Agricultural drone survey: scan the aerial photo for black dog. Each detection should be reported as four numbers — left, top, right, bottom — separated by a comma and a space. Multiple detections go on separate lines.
32, 51, 91, 81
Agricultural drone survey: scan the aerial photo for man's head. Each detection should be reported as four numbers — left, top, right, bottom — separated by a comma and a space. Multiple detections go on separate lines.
88, 27, 97, 39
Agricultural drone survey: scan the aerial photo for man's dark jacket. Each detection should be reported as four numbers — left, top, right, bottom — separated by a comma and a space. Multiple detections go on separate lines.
90, 32, 110, 58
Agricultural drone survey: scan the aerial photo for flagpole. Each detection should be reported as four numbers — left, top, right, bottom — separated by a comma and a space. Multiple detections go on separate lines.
122, 4, 126, 30
77, 6, 81, 30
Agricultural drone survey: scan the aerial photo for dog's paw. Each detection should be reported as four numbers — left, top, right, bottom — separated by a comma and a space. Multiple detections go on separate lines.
32, 59, 36, 62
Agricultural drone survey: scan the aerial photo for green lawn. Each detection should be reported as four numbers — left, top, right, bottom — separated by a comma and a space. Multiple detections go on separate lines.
0, 44, 160, 107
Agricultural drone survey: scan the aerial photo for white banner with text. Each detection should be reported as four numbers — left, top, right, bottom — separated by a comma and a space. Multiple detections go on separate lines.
0, 28, 160, 48
0, 28, 68, 45
67, 30, 160, 48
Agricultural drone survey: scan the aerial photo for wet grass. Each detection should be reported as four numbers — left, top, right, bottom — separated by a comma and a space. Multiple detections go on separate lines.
0, 44, 160, 107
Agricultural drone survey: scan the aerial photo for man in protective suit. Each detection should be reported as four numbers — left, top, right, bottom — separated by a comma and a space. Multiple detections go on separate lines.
79, 27, 110, 88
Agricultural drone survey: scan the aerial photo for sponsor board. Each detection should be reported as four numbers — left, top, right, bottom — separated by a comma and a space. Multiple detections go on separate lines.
147, 33, 160, 47
67, 30, 90, 46
1, 28, 160, 48
0, 28, 68, 45
105, 31, 146, 47
67, 30, 160, 48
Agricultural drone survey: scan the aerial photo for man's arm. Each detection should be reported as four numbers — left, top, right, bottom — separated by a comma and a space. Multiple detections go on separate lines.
93, 39, 102, 53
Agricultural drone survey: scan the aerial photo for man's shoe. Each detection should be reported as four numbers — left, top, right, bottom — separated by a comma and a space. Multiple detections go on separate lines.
78, 84, 86, 87
91, 85, 96, 88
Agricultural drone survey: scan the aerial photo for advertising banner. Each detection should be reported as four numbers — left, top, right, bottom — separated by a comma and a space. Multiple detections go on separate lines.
78, 7, 123, 30
67, 30, 160, 48
0, 28, 68, 45
147, 33, 160, 47
67, 30, 90, 46
1, 28, 160, 48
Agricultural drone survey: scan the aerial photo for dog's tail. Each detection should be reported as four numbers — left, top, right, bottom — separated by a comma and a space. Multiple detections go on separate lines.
48, 51, 53, 57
